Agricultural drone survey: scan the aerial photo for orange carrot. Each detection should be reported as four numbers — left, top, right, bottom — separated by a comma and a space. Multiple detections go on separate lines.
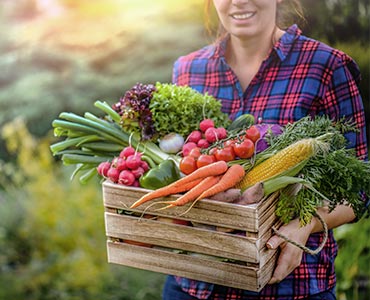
130, 178, 203, 208
161, 175, 221, 209
130, 161, 228, 209
172, 160, 228, 187
195, 164, 246, 201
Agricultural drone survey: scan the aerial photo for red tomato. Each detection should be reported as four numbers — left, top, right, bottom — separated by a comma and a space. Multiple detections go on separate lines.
208, 147, 217, 156
196, 154, 216, 168
188, 147, 202, 159
214, 147, 236, 162
224, 139, 236, 148
233, 138, 255, 159
245, 125, 261, 143
179, 156, 197, 175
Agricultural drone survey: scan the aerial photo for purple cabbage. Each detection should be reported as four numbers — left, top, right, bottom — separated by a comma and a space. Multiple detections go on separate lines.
255, 124, 283, 153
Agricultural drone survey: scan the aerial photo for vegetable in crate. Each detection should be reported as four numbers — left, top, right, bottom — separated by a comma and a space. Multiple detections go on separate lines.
149, 83, 231, 139
235, 116, 370, 226
112, 83, 156, 140
139, 159, 180, 190
112, 82, 231, 141
50, 100, 177, 183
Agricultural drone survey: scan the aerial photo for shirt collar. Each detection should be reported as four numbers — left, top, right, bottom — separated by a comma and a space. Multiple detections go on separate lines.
211, 24, 301, 61
273, 24, 301, 61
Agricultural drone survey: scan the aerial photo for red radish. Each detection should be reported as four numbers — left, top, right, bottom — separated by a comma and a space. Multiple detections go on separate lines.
187, 130, 202, 143
197, 139, 210, 149
120, 146, 136, 158
204, 127, 218, 143
131, 166, 145, 179
140, 160, 149, 172
216, 127, 228, 140
97, 161, 111, 177
107, 167, 120, 183
115, 157, 127, 172
126, 154, 141, 170
118, 170, 136, 186
199, 119, 215, 133
182, 142, 197, 157
133, 180, 140, 187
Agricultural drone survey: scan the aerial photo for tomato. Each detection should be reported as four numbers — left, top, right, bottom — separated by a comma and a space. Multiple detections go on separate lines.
188, 147, 202, 159
179, 155, 197, 175
208, 147, 217, 156
214, 146, 236, 162
233, 138, 255, 159
196, 154, 216, 168
224, 138, 236, 148
245, 125, 261, 143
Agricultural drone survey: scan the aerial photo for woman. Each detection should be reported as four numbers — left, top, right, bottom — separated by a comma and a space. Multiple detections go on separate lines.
162, 0, 368, 299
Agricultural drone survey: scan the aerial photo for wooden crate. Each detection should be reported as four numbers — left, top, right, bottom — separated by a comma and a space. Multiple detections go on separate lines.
102, 181, 280, 292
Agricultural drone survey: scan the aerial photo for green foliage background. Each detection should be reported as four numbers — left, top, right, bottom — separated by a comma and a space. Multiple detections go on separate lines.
0, 1, 369, 299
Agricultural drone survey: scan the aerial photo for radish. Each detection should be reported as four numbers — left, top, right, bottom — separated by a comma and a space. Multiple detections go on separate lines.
187, 130, 202, 143
126, 154, 141, 170
140, 160, 149, 172
199, 119, 215, 133
131, 166, 145, 179
182, 142, 197, 157
204, 127, 218, 143
115, 157, 127, 172
216, 127, 228, 140
197, 139, 210, 149
120, 146, 136, 158
118, 170, 136, 186
97, 161, 111, 177
107, 167, 120, 183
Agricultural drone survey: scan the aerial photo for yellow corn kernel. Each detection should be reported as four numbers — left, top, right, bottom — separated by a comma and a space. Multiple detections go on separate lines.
236, 138, 317, 190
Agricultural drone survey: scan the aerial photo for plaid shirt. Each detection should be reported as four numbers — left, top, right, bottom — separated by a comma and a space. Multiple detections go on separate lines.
171, 25, 368, 299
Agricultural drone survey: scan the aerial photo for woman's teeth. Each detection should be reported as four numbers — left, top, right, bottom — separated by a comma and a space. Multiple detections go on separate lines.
232, 12, 254, 20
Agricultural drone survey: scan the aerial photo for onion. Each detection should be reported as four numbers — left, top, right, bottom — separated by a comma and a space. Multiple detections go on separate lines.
159, 133, 184, 154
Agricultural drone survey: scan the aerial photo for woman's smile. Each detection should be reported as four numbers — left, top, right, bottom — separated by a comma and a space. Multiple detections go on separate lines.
230, 11, 256, 20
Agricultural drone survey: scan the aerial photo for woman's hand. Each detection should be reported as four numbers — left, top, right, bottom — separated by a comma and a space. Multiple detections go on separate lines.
266, 218, 315, 284
266, 205, 356, 284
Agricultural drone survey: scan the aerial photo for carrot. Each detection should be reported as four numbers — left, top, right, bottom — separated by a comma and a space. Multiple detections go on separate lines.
195, 164, 246, 201
130, 161, 228, 209
130, 178, 203, 208
171, 160, 228, 187
161, 175, 221, 210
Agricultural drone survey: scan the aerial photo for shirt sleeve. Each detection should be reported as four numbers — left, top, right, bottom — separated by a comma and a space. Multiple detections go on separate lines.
321, 53, 368, 160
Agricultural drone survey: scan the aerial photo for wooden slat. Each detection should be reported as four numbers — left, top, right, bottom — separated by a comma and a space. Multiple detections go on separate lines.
102, 181, 279, 232
107, 241, 277, 292
105, 212, 262, 263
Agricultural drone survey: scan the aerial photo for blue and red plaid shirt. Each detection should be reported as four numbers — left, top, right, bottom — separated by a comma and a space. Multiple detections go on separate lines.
171, 25, 368, 299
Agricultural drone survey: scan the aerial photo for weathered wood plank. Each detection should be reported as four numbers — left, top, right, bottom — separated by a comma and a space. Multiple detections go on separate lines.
105, 212, 263, 263
107, 241, 277, 292
102, 181, 279, 232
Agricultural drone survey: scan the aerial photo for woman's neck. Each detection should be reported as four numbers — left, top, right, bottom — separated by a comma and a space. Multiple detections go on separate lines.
225, 28, 284, 91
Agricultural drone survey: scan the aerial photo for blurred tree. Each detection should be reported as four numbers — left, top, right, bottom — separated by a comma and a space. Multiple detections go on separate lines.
301, 0, 369, 45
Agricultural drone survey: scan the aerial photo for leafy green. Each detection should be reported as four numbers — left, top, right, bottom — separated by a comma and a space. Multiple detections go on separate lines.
269, 116, 369, 225
268, 115, 356, 151
150, 82, 231, 139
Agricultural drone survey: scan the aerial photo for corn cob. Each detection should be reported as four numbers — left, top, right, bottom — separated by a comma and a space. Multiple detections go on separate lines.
236, 138, 319, 190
